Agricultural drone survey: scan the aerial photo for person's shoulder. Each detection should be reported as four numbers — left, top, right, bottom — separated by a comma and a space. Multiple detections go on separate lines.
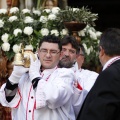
100, 64, 120, 78
96, 66, 120, 85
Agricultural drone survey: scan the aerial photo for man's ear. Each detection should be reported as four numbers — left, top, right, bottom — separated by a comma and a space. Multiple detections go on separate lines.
100, 46, 105, 56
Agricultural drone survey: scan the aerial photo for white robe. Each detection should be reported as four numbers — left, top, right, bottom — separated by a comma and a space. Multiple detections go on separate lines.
0, 67, 76, 120
72, 62, 99, 118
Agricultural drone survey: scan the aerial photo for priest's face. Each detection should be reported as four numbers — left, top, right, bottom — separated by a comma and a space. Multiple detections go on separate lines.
38, 42, 61, 70
59, 43, 77, 68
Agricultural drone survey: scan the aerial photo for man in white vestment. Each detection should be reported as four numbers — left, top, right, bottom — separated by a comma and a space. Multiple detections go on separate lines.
74, 44, 99, 115
59, 35, 98, 118
0, 35, 76, 120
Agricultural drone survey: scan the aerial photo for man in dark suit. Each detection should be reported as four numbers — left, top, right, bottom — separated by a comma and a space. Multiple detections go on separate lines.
77, 28, 120, 120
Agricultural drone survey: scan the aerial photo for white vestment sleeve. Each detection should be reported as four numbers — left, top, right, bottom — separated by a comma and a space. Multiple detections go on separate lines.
0, 83, 21, 108
72, 86, 82, 118
35, 68, 75, 109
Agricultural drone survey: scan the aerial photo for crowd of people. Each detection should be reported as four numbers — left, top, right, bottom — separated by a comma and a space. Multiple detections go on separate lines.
0, 27, 120, 120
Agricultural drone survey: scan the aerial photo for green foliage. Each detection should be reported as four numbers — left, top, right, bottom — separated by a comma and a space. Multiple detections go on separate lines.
0, 6, 101, 64
58, 6, 98, 26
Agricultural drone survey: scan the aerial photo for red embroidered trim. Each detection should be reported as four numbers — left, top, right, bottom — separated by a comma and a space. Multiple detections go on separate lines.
76, 82, 82, 90
107, 56, 120, 68
13, 89, 22, 108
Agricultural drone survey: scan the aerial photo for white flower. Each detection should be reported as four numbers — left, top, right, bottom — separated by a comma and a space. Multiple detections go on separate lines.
0, 9, 7, 14
48, 14, 56, 20
22, 9, 30, 14
83, 43, 93, 55
97, 39, 100, 44
8, 16, 18, 22
73, 8, 79, 12
13, 28, 22, 37
83, 43, 91, 55
82, 43, 87, 49
13, 44, 21, 53
9, 7, 19, 14
78, 30, 85, 36
24, 26, 33, 35
2, 42, 10, 51
90, 46, 93, 52
60, 29, 68, 36
83, 26, 88, 33
96, 31, 102, 37
24, 16, 34, 23
41, 28, 49, 36
86, 48, 91, 55
39, 16, 48, 23
1, 33, 9, 43
82, 43, 88, 53
50, 29, 59, 36
88, 30, 97, 39
0, 19, 4, 28
33, 10, 41, 16
24, 45, 33, 51
51, 7, 60, 14
43, 9, 51, 13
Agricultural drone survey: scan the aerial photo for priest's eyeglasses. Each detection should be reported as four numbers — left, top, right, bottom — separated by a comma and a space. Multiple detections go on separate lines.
40, 49, 60, 56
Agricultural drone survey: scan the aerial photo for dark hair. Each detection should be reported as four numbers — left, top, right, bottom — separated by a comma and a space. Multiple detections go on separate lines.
100, 28, 120, 56
38, 35, 62, 51
61, 35, 80, 54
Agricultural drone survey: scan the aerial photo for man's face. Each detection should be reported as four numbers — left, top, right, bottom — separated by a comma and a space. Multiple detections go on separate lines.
38, 42, 61, 70
59, 43, 77, 68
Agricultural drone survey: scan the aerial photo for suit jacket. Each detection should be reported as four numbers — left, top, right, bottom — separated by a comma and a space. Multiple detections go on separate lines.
77, 59, 120, 120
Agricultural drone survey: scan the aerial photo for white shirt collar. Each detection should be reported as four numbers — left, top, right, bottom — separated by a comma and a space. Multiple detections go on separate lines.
71, 62, 79, 72
103, 56, 120, 71
42, 66, 57, 75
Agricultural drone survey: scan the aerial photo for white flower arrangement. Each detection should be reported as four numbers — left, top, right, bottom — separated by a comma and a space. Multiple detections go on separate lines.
0, 19, 4, 28
79, 25, 102, 66
24, 45, 33, 51
0, 6, 101, 65
10, 7, 19, 14
40, 28, 49, 36
13, 29, 22, 37
0, 7, 68, 60
0, 9, 7, 14
13, 44, 21, 53
2, 42, 10, 51
23, 26, 33, 35
1, 33, 9, 43
8, 16, 18, 22
50, 29, 59, 36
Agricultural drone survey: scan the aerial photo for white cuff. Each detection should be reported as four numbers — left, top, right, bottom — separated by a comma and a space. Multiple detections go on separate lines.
9, 72, 21, 84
